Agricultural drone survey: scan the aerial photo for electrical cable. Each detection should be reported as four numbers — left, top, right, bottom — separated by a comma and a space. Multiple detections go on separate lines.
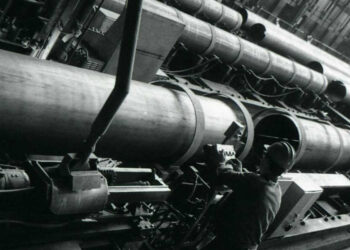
161, 57, 217, 74
243, 74, 298, 97
170, 62, 219, 78
186, 174, 199, 203
246, 68, 301, 91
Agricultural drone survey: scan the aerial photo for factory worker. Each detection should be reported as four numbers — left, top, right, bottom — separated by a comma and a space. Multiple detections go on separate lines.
203, 142, 295, 250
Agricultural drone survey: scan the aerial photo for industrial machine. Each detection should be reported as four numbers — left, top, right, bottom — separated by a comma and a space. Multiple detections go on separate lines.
2, 0, 350, 249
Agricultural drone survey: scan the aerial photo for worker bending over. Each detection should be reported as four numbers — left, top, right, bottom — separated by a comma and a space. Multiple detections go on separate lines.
204, 142, 295, 250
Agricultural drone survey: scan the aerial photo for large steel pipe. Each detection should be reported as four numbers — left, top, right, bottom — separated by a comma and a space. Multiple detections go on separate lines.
104, 0, 328, 95
163, 0, 242, 31
254, 111, 350, 171
0, 49, 253, 163
308, 62, 350, 104
240, 8, 350, 91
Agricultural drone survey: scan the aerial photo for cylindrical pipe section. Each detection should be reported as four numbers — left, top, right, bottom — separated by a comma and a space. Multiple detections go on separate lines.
326, 81, 350, 104
0, 49, 252, 163
165, 0, 242, 31
254, 111, 350, 171
308, 61, 350, 104
104, 0, 328, 94
237, 7, 273, 29
242, 8, 350, 88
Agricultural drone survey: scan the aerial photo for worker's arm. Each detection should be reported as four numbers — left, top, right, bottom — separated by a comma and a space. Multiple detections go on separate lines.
216, 159, 251, 189
203, 144, 252, 189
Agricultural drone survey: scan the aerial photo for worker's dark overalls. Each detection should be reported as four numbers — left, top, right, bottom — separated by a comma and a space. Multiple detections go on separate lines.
204, 170, 281, 250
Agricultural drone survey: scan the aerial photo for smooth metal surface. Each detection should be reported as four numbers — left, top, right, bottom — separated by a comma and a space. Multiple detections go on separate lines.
104, 0, 328, 95
254, 111, 350, 171
165, 0, 242, 31
0, 49, 252, 163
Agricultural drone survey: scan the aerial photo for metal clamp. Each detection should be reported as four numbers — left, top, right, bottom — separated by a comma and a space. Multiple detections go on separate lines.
323, 122, 345, 172
202, 25, 217, 56
286, 61, 297, 85
230, 37, 245, 65
151, 81, 205, 165
213, 4, 226, 25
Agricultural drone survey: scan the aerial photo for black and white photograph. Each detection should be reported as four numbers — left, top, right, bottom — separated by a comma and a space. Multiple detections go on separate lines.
0, 0, 349, 249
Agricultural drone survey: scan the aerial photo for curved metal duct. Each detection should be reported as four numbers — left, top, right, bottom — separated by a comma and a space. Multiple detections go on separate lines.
164, 0, 242, 31
0, 49, 253, 163
104, 0, 329, 95
254, 111, 350, 171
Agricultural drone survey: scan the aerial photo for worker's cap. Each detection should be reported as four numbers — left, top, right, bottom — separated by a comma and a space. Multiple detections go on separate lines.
266, 142, 295, 172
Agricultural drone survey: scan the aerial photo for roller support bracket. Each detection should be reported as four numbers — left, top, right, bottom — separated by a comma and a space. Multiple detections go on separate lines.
31, 157, 108, 215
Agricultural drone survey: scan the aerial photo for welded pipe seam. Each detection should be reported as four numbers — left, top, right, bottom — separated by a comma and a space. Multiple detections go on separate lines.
213, 4, 226, 25
169, 0, 243, 31
261, 51, 273, 75
150, 80, 205, 165
324, 121, 345, 172
202, 24, 217, 56
230, 36, 244, 65
193, 0, 205, 15
286, 60, 297, 85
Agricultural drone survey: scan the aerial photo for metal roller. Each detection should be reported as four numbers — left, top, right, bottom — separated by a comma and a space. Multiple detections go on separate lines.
240, 8, 350, 93
254, 111, 350, 171
0, 49, 253, 163
164, 0, 242, 31
104, 0, 329, 95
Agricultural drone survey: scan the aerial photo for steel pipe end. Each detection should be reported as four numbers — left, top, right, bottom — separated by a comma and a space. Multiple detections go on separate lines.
235, 7, 248, 25
248, 23, 266, 42
307, 61, 324, 74
252, 111, 302, 170
326, 81, 348, 103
